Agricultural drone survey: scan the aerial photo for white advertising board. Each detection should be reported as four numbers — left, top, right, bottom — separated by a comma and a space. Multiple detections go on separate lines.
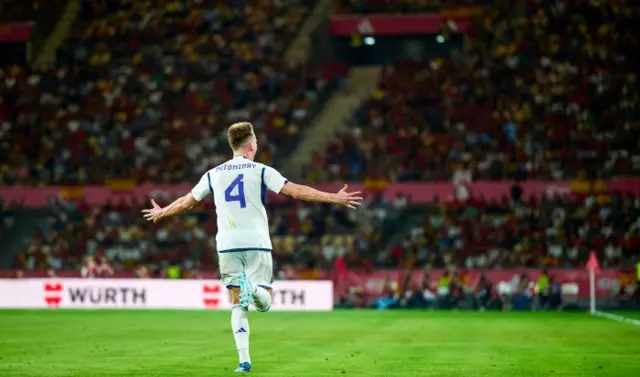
0, 279, 333, 311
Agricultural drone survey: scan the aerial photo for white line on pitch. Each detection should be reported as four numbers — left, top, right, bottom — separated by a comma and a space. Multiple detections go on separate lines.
592, 310, 640, 327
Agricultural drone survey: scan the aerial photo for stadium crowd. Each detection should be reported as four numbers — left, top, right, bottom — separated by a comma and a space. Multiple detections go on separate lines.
2, 0, 639, 315
387, 190, 640, 271
307, 0, 640, 183
336, 267, 578, 311
11, 195, 362, 278
0, 0, 349, 186
13, 186, 640, 279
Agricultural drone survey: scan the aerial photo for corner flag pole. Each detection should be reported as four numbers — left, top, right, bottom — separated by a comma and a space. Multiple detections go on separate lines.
586, 251, 600, 314
589, 267, 595, 314
588, 252, 640, 326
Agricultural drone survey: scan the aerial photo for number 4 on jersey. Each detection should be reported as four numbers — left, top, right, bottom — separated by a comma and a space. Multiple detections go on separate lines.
225, 174, 246, 208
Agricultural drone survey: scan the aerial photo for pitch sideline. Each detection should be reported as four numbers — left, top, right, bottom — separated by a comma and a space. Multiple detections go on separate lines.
592, 310, 640, 327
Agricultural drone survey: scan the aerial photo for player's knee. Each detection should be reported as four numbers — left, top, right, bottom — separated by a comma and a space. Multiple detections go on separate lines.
229, 287, 241, 305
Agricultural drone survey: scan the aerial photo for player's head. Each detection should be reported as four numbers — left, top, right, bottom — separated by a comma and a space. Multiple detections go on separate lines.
228, 121, 258, 160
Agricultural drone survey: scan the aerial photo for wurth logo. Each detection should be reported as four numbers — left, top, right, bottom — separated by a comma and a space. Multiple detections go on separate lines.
203, 283, 223, 309
44, 283, 63, 307
67, 286, 146, 304
272, 289, 306, 306
43, 283, 147, 308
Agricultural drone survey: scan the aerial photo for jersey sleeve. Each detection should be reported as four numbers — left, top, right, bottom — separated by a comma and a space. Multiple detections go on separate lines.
262, 166, 288, 194
191, 171, 213, 201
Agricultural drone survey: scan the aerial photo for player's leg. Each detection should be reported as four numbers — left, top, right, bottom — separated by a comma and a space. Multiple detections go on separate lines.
219, 253, 252, 373
245, 250, 274, 312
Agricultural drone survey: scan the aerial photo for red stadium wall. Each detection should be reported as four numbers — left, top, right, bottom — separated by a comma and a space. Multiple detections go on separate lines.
2, 179, 639, 207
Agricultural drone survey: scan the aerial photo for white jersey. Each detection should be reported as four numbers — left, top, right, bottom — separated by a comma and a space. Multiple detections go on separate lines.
191, 156, 288, 253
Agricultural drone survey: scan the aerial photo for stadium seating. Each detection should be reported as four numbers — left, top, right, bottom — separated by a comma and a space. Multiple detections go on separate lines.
11, 196, 362, 274
385, 191, 640, 270
0, 0, 349, 186
12, 187, 639, 274
309, 0, 640, 183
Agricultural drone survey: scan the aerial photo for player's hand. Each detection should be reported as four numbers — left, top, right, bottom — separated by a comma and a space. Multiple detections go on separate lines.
335, 184, 363, 209
141, 199, 163, 223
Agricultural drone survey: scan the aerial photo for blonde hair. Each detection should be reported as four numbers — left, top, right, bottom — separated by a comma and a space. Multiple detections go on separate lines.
227, 122, 255, 151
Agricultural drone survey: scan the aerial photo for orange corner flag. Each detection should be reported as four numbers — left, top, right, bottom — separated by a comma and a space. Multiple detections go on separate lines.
586, 251, 601, 275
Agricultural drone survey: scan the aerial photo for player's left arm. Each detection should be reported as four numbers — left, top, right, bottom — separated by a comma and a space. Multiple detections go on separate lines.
142, 172, 211, 223
263, 166, 362, 209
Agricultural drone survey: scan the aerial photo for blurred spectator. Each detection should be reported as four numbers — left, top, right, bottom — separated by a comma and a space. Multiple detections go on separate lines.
437, 270, 450, 297
392, 193, 409, 210
184, 260, 202, 279
547, 276, 563, 310
96, 256, 114, 278
166, 264, 181, 279
136, 265, 151, 279
398, 272, 414, 307
376, 274, 399, 310
447, 271, 465, 309
537, 268, 550, 308
336, 285, 366, 309
512, 273, 533, 310
81, 255, 96, 278
475, 273, 492, 310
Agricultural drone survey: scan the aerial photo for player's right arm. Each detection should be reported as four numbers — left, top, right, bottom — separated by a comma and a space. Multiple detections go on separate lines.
142, 171, 211, 222
280, 182, 363, 209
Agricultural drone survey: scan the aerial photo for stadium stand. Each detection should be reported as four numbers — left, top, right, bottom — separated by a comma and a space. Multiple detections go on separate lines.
306, 0, 640, 183
11, 188, 639, 275
0, 0, 348, 186
385, 191, 640, 270
3, 6, 640, 374
0, 0, 638, 314
10, 196, 363, 274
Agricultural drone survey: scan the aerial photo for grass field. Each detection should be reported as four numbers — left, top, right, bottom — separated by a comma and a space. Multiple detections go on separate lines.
0, 310, 639, 377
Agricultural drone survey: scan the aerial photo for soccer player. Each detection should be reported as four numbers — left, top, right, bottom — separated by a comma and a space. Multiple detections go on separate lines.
142, 122, 363, 373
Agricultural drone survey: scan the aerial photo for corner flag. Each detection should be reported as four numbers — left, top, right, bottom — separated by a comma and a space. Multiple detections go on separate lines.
586, 251, 600, 314
586, 251, 600, 275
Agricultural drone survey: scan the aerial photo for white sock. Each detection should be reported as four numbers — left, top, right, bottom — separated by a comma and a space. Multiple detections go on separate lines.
231, 305, 251, 364
253, 286, 272, 312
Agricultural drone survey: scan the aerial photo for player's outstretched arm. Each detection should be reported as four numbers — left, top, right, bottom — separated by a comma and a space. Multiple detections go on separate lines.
141, 193, 199, 223
280, 183, 363, 209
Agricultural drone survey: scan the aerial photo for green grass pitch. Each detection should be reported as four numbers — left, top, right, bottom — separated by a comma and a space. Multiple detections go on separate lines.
0, 310, 639, 376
